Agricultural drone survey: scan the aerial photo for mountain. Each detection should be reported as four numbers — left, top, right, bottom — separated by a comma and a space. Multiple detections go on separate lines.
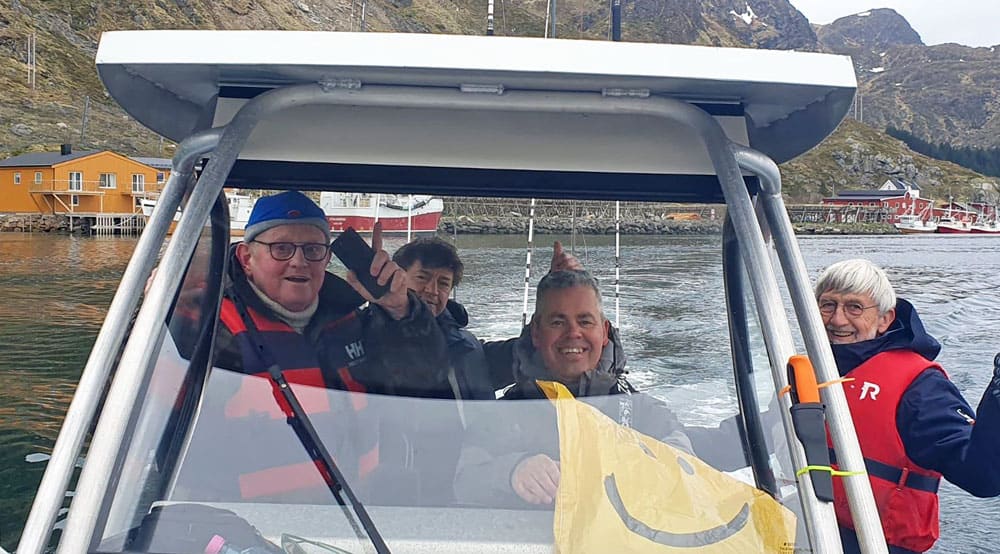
815, 8, 922, 70
1, 0, 997, 203
816, 8, 1000, 151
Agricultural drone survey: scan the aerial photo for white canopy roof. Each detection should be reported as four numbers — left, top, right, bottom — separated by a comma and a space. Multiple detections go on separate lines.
96, 31, 856, 200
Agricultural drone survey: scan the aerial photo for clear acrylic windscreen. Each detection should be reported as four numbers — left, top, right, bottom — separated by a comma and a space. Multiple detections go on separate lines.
94, 200, 809, 554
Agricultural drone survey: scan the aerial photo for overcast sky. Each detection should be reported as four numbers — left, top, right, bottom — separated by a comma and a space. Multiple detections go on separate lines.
788, 1, 1000, 48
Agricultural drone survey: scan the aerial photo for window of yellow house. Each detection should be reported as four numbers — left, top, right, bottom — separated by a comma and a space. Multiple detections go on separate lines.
156, 172, 165, 184
132, 174, 145, 193
14, 172, 21, 185
34, 172, 42, 184
100, 173, 117, 189
69, 172, 83, 191
71, 195, 80, 206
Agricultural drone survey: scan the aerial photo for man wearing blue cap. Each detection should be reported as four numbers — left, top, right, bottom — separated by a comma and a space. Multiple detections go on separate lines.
207, 190, 449, 502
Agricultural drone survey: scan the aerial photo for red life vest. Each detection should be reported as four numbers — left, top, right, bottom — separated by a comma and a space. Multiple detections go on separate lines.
217, 298, 379, 501
830, 349, 944, 553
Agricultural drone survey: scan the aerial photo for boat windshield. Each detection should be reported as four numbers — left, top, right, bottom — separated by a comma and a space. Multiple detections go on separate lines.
89, 215, 810, 554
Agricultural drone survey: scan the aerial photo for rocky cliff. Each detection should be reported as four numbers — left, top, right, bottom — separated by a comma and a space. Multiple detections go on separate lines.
1, 0, 997, 202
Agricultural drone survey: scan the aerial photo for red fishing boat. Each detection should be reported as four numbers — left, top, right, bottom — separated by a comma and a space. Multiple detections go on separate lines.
319, 192, 443, 234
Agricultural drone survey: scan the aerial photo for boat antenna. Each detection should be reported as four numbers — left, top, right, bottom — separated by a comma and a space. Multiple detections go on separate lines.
521, 198, 537, 326
486, 0, 495, 35
544, 0, 556, 38
610, 0, 622, 41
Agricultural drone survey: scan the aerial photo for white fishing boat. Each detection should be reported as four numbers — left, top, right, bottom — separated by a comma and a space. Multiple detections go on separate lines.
15, 30, 893, 554
894, 214, 938, 234
139, 191, 256, 236
319, 192, 443, 234
894, 203, 937, 234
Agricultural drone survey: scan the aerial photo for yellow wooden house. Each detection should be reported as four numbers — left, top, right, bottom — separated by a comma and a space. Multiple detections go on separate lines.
0, 147, 170, 217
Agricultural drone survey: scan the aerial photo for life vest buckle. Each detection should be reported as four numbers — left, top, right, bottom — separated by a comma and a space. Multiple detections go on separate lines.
896, 467, 910, 490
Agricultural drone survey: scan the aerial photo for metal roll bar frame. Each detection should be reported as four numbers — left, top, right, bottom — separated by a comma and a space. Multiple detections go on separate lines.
18, 82, 886, 554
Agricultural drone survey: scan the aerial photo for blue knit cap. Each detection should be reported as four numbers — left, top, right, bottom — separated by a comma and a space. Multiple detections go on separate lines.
243, 191, 331, 243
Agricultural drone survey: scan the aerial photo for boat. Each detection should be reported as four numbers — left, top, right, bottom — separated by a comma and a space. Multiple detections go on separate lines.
319, 191, 443, 234
936, 216, 974, 234
139, 191, 256, 236
894, 214, 937, 234
894, 202, 937, 234
15, 30, 891, 554
971, 213, 1000, 234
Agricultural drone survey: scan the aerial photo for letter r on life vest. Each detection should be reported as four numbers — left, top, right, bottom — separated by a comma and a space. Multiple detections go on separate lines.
860, 381, 880, 401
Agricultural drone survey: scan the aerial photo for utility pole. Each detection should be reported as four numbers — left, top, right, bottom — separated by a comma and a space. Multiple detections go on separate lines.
79, 95, 90, 146
360, 0, 367, 32
27, 32, 37, 90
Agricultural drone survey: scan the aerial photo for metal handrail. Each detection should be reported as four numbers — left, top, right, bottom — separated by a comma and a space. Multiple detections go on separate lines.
16, 129, 221, 554
736, 146, 888, 553
48, 82, 868, 553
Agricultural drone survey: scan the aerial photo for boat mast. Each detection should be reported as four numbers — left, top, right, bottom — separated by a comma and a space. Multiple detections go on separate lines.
407, 194, 413, 241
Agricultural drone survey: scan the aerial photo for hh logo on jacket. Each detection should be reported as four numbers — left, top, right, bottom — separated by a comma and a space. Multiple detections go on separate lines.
345, 340, 365, 361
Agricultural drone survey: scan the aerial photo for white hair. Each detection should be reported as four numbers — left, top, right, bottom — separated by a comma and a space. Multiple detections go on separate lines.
814, 259, 897, 314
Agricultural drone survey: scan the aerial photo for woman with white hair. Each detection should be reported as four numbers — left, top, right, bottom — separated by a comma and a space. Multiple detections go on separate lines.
814, 258, 1000, 554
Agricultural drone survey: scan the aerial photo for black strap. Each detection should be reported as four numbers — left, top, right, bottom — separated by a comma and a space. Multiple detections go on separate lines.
828, 448, 940, 493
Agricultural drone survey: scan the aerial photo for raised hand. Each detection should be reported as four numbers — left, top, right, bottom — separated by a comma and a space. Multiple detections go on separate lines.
550, 240, 583, 273
346, 222, 409, 320
511, 453, 561, 505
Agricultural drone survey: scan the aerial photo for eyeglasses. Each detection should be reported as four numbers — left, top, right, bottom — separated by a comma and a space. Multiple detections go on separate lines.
818, 299, 879, 318
251, 240, 330, 262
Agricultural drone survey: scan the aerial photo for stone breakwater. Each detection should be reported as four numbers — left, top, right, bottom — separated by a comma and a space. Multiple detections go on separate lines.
440, 215, 723, 235
440, 215, 897, 236
439, 199, 899, 235
0, 214, 84, 233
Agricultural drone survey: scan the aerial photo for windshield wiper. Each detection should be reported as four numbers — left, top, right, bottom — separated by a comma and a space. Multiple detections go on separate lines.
232, 295, 390, 554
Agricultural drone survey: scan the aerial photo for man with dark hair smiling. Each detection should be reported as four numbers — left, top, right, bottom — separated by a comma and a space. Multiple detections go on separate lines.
454, 269, 694, 507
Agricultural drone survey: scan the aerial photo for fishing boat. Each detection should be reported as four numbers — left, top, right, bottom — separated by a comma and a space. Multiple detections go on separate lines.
139, 191, 256, 236
894, 214, 937, 234
15, 31, 891, 554
319, 191, 443, 234
936, 216, 974, 234
893, 203, 937, 234
970, 213, 1000, 234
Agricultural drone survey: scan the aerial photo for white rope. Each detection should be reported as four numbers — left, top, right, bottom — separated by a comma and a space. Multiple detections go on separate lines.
615, 200, 621, 329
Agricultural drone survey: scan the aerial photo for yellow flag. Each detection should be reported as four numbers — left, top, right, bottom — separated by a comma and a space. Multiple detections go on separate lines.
539, 381, 797, 554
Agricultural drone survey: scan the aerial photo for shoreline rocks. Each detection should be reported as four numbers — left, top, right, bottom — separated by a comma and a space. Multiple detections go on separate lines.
0, 214, 85, 234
